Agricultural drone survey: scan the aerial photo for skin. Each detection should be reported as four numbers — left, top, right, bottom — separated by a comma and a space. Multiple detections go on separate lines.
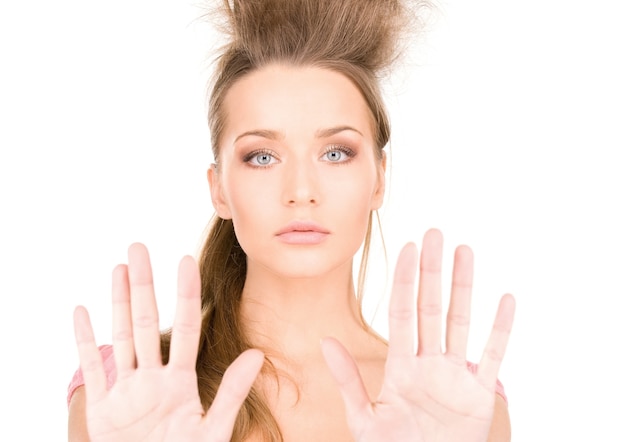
68, 65, 515, 441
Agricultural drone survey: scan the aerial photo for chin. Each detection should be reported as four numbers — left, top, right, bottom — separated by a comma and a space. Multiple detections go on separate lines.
250, 246, 356, 280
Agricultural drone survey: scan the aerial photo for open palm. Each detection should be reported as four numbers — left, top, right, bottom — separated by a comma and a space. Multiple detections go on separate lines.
73, 244, 263, 441
322, 229, 515, 441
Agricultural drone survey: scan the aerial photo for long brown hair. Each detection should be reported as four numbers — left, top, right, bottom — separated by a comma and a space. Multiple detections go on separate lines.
161, 1, 428, 440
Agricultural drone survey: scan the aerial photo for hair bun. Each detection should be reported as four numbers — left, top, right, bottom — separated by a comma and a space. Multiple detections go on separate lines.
214, 0, 428, 75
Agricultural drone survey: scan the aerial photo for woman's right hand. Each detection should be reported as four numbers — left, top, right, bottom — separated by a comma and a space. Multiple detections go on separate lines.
73, 243, 264, 441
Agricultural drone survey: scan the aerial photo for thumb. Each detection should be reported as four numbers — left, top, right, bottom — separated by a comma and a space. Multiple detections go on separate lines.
204, 349, 265, 439
321, 337, 372, 424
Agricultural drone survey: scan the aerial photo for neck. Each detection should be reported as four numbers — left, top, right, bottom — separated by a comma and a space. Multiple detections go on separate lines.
240, 258, 373, 362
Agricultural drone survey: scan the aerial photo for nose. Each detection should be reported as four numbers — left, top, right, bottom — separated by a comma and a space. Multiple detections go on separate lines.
282, 157, 319, 206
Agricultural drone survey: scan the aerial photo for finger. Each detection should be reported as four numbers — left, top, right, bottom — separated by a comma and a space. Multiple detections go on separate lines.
417, 229, 444, 356
73, 306, 107, 403
111, 264, 135, 377
321, 338, 372, 424
445, 245, 473, 363
476, 294, 516, 388
127, 243, 162, 368
204, 349, 264, 439
168, 255, 202, 370
387, 242, 419, 358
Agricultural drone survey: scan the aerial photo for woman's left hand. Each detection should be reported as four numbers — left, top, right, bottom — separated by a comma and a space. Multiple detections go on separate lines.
321, 229, 515, 442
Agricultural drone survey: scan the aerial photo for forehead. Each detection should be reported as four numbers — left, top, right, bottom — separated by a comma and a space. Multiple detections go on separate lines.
221, 64, 374, 144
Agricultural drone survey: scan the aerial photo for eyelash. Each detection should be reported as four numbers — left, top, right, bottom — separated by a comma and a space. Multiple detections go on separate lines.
242, 149, 278, 168
322, 145, 356, 163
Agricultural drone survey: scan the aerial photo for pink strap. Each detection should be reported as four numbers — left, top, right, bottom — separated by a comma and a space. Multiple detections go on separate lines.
67, 345, 117, 406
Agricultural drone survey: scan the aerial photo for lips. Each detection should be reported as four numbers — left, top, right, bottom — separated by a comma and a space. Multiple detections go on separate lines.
275, 221, 330, 245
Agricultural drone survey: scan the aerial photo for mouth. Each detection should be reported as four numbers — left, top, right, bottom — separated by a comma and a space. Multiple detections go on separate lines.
275, 221, 330, 244
276, 221, 330, 235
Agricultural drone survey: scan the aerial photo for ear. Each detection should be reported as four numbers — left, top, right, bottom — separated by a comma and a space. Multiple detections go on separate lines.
207, 164, 233, 219
371, 151, 386, 210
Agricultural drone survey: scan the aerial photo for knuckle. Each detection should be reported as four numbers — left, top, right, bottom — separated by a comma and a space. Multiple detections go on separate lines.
452, 280, 473, 290
113, 329, 133, 341
174, 321, 200, 336
389, 308, 413, 321
485, 347, 504, 362
447, 313, 470, 327
417, 303, 441, 316
132, 314, 158, 328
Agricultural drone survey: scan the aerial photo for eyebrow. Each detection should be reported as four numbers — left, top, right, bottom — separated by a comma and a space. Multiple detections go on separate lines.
234, 126, 363, 143
234, 129, 283, 143
315, 125, 363, 138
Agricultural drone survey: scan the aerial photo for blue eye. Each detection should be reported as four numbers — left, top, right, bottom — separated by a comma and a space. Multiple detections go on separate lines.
325, 150, 344, 162
254, 153, 274, 165
322, 145, 355, 163
244, 150, 278, 167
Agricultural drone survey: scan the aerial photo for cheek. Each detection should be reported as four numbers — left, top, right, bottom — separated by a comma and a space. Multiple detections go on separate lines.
327, 166, 380, 209
327, 175, 377, 231
223, 173, 279, 243
224, 178, 258, 220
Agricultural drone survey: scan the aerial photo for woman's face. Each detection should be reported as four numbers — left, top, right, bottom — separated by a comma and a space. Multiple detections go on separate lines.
209, 64, 385, 279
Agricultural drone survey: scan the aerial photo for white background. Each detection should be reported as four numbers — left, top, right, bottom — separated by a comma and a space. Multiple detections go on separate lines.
1, 0, 625, 440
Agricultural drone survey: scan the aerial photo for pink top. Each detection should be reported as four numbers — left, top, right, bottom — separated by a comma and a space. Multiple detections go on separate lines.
67, 345, 507, 406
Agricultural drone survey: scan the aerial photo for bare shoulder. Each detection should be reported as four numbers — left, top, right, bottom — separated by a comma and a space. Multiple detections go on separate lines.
488, 394, 511, 442
68, 386, 90, 442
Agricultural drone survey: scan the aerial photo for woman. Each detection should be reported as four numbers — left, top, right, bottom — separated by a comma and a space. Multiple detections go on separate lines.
68, 0, 515, 440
